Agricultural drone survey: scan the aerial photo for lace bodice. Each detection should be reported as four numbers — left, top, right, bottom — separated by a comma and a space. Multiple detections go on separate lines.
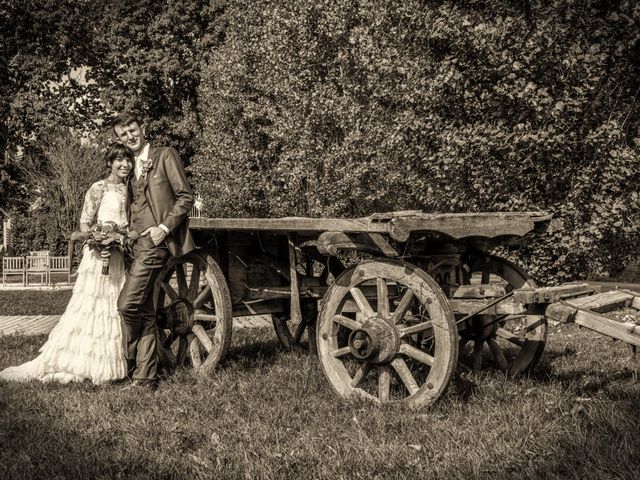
80, 180, 128, 227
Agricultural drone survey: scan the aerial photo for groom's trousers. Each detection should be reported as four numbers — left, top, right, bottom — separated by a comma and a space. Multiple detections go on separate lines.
117, 234, 170, 382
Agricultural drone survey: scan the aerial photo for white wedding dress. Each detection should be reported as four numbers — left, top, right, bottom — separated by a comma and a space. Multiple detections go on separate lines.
0, 180, 128, 384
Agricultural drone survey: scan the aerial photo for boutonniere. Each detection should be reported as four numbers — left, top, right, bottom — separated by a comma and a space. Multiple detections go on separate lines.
139, 156, 153, 180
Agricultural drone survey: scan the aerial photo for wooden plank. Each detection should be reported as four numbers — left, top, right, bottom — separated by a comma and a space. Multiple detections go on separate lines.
288, 233, 302, 325
389, 212, 553, 242
513, 283, 599, 304
452, 284, 506, 299
565, 291, 633, 310
11, 315, 48, 331
190, 211, 553, 242
1, 314, 46, 330
546, 291, 634, 324
0, 315, 29, 329
574, 311, 640, 347
449, 298, 526, 316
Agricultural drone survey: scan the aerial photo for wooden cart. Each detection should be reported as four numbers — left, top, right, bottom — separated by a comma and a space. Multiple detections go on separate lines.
154, 210, 560, 409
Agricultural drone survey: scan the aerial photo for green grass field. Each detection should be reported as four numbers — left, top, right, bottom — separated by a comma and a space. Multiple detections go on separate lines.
0, 289, 73, 316
1, 323, 639, 480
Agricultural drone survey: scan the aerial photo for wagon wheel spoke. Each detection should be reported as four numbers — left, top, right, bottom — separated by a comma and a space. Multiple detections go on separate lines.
194, 313, 217, 324
175, 263, 188, 298
192, 324, 214, 353
399, 343, 434, 366
187, 333, 202, 369
472, 340, 484, 371
350, 287, 374, 317
481, 270, 490, 284
391, 358, 419, 395
193, 284, 212, 309
378, 366, 392, 402
161, 282, 179, 302
350, 363, 372, 388
376, 278, 389, 318
157, 328, 177, 367
187, 267, 201, 302
333, 314, 361, 331
332, 346, 351, 358
399, 321, 433, 338
487, 338, 509, 371
392, 289, 415, 324
176, 335, 188, 367
495, 327, 525, 348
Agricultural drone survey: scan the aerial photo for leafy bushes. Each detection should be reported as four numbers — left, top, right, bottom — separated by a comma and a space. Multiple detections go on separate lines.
3, 1, 639, 283
192, 0, 640, 282
11, 129, 104, 256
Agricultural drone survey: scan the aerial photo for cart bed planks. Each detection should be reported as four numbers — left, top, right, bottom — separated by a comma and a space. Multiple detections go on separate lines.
190, 211, 555, 242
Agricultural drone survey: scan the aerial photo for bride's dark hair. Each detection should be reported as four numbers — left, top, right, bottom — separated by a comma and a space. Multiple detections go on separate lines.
104, 142, 135, 170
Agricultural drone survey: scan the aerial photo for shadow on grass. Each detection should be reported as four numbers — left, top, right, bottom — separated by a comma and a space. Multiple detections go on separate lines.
0, 384, 187, 479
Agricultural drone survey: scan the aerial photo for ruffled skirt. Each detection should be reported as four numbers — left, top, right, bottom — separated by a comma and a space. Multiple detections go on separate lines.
0, 247, 127, 384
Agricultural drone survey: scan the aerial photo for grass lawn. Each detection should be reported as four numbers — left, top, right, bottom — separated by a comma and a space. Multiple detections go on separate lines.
0, 290, 73, 316
1, 323, 639, 480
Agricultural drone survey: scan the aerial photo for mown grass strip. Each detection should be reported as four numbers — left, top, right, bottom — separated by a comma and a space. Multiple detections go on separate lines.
0, 325, 639, 479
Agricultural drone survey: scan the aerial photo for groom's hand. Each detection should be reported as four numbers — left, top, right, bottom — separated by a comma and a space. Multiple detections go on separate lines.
142, 226, 168, 246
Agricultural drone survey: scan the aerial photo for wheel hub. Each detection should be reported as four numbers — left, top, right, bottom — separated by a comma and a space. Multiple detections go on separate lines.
348, 317, 399, 363
157, 298, 194, 335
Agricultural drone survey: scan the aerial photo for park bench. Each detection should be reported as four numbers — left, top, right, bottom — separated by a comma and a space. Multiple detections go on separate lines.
49, 255, 71, 284
2, 256, 25, 286
25, 250, 50, 285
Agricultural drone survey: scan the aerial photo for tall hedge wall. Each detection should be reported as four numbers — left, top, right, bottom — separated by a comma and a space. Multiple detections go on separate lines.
191, 0, 640, 283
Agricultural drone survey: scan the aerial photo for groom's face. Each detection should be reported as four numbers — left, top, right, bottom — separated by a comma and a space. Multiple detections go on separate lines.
114, 121, 146, 154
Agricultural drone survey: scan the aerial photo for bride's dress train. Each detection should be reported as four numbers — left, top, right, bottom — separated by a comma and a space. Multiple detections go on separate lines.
0, 180, 128, 384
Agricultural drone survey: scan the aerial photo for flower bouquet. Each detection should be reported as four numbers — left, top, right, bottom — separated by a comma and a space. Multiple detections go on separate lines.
83, 221, 133, 275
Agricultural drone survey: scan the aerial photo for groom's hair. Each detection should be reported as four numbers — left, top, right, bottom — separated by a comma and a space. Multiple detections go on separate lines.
105, 142, 135, 168
111, 112, 142, 131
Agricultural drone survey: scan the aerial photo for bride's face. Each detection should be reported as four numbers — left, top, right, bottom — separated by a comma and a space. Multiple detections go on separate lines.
110, 156, 133, 180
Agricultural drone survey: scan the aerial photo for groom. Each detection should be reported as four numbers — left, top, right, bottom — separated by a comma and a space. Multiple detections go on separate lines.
113, 112, 195, 389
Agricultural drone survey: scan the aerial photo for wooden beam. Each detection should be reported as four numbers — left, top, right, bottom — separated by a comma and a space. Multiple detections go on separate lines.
288, 233, 302, 326
546, 291, 634, 324
315, 231, 392, 256
189, 211, 553, 242
573, 310, 640, 347
513, 283, 599, 304
449, 298, 526, 316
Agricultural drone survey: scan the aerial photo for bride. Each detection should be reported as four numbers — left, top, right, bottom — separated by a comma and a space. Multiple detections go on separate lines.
0, 143, 134, 384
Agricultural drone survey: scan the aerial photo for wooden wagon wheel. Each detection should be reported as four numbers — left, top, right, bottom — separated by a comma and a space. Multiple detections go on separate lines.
154, 249, 233, 375
272, 254, 344, 352
317, 259, 458, 409
459, 255, 547, 374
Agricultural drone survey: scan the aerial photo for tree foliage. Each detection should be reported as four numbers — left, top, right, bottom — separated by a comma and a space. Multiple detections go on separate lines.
0, 0, 220, 213
1, 0, 639, 282
193, 0, 640, 282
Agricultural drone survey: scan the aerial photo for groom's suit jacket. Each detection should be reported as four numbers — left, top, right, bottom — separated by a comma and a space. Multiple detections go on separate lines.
125, 145, 195, 258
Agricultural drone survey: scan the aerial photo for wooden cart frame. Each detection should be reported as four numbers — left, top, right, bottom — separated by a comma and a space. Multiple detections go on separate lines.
153, 210, 564, 408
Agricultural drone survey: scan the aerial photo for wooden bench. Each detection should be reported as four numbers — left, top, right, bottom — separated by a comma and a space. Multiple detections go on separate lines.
2, 256, 25, 285
49, 255, 71, 283
26, 251, 50, 285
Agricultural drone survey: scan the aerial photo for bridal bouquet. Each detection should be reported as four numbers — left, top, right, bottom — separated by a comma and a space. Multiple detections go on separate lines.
83, 221, 133, 275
